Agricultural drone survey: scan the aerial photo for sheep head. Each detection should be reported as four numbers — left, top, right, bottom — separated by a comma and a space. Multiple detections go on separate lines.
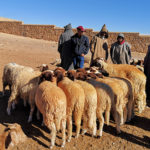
76, 72, 87, 81
39, 70, 54, 84
54, 67, 66, 76
37, 64, 49, 72
92, 58, 105, 69
67, 70, 77, 81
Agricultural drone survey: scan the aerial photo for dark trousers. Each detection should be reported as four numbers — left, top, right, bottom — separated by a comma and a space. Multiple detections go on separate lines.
73, 56, 84, 69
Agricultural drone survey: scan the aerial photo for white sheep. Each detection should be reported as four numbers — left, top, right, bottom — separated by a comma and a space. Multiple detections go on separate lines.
6, 68, 41, 118
2, 63, 34, 96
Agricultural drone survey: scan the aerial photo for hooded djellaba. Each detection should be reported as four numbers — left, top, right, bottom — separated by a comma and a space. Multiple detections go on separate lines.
90, 24, 109, 66
58, 24, 74, 70
110, 33, 131, 64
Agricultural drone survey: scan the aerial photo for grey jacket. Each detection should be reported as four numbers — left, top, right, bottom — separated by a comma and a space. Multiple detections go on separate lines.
58, 24, 74, 70
110, 41, 131, 64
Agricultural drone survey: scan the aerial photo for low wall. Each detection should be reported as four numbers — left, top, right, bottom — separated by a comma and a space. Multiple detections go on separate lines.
0, 21, 150, 53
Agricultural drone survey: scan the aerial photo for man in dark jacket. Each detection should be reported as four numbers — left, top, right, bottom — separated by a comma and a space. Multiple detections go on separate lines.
58, 24, 74, 70
144, 45, 150, 103
71, 26, 90, 69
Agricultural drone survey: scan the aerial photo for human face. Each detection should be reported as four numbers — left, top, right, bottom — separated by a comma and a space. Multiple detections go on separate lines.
101, 32, 106, 37
118, 36, 123, 43
77, 29, 84, 37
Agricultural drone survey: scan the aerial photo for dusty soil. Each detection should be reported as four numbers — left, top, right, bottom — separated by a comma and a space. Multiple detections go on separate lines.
0, 33, 150, 150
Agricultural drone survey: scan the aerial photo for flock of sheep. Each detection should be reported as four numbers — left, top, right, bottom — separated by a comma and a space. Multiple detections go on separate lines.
2, 58, 146, 149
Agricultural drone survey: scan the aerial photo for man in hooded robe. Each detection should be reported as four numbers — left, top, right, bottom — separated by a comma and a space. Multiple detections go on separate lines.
90, 24, 109, 66
58, 24, 74, 70
110, 33, 131, 64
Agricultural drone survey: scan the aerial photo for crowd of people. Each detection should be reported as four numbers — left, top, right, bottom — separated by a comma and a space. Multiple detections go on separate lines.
58, 23, 150, 103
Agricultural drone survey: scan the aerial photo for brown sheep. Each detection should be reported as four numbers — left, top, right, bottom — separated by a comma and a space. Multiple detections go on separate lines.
76, 72, 114, 136
55, 71, 85, 142
95, 58, 146, 114
35, 75, 67, 149
67, 70, 97, 136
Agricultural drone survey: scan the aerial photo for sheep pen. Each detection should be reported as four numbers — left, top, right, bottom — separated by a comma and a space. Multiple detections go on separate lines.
0, 34, 150, 150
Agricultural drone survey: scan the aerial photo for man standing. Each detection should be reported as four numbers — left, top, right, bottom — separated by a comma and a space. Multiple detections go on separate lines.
144, 45, 150, 103
71, 26, 90, 69
110, 33, 131, 64
90, 24, 108, 66
58, 23, 74, 70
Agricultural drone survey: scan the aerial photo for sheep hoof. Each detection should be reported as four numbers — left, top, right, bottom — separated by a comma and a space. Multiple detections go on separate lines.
28, 116, 32, 123
116, 131, 121, 135
49, 145, 54, 149
61, 144, 65, 148
81, 129, 87, 135
12, 102, 16, 110
67, 138, 71, 142
7, 108, 11, 115
97, 135, 101, 139
75, 135, 79, 139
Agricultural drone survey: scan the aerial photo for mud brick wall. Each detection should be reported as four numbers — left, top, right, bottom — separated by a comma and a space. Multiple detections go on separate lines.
0, 21, 150, 53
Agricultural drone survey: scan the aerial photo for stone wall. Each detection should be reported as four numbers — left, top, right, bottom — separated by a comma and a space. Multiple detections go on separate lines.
0, 21, 150, 53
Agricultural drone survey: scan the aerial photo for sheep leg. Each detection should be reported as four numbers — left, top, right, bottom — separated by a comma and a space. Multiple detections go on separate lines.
36, 109, 40, 120
7, 91, 17, 115
92, 114, 97, 137
48, 122, 56, 149
119, 108, 124, 125
74, 110, 82, 139
28, 104, 35, 123
127, 101, 133, 122
2, 82, 6, 96
67, 115, 72, 142
105, 104, 111, 126
23, 99, 27, 107
97, 111, 104, 137
61, 119, 66, 148
123, 106, 128, 124
82, 113, 88, 135
115, 112, 121, 134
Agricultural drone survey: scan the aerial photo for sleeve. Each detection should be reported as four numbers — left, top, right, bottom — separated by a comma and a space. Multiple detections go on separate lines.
83, 37, 90, 55
58, 34, 63, 53
110, 44, 117, 64
90, 36, 96, 53
103, 42, 108, 60
144, 46, 150, 75
126, 43, 132, 60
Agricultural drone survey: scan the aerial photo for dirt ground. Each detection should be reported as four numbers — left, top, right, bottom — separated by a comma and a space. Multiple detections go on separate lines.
0, 33, 150, 150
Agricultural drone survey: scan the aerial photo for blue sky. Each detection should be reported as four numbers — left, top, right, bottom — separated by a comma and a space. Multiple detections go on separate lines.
0, 0, 150, 34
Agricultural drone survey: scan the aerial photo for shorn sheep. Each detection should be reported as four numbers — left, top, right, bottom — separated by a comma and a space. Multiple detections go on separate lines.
67, 70, 97, 137
6, 68, 41, 118
95, 58, 146, 114
35, 75, 67, 149
54, 70, 85, 142
2, 63, 34, 96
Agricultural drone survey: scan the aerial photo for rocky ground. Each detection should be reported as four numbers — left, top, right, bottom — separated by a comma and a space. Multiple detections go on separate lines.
0, 33, 150, 150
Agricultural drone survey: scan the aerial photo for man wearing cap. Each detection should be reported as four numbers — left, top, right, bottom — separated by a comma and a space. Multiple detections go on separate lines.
58, 23, 74, 70
110, 33, 131, 64
144, 45, 150, 104
90, 24, 109, 66
71, 26, 90, 69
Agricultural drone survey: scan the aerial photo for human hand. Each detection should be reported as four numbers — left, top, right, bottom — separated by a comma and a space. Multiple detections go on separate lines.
81, 53, 85, 57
